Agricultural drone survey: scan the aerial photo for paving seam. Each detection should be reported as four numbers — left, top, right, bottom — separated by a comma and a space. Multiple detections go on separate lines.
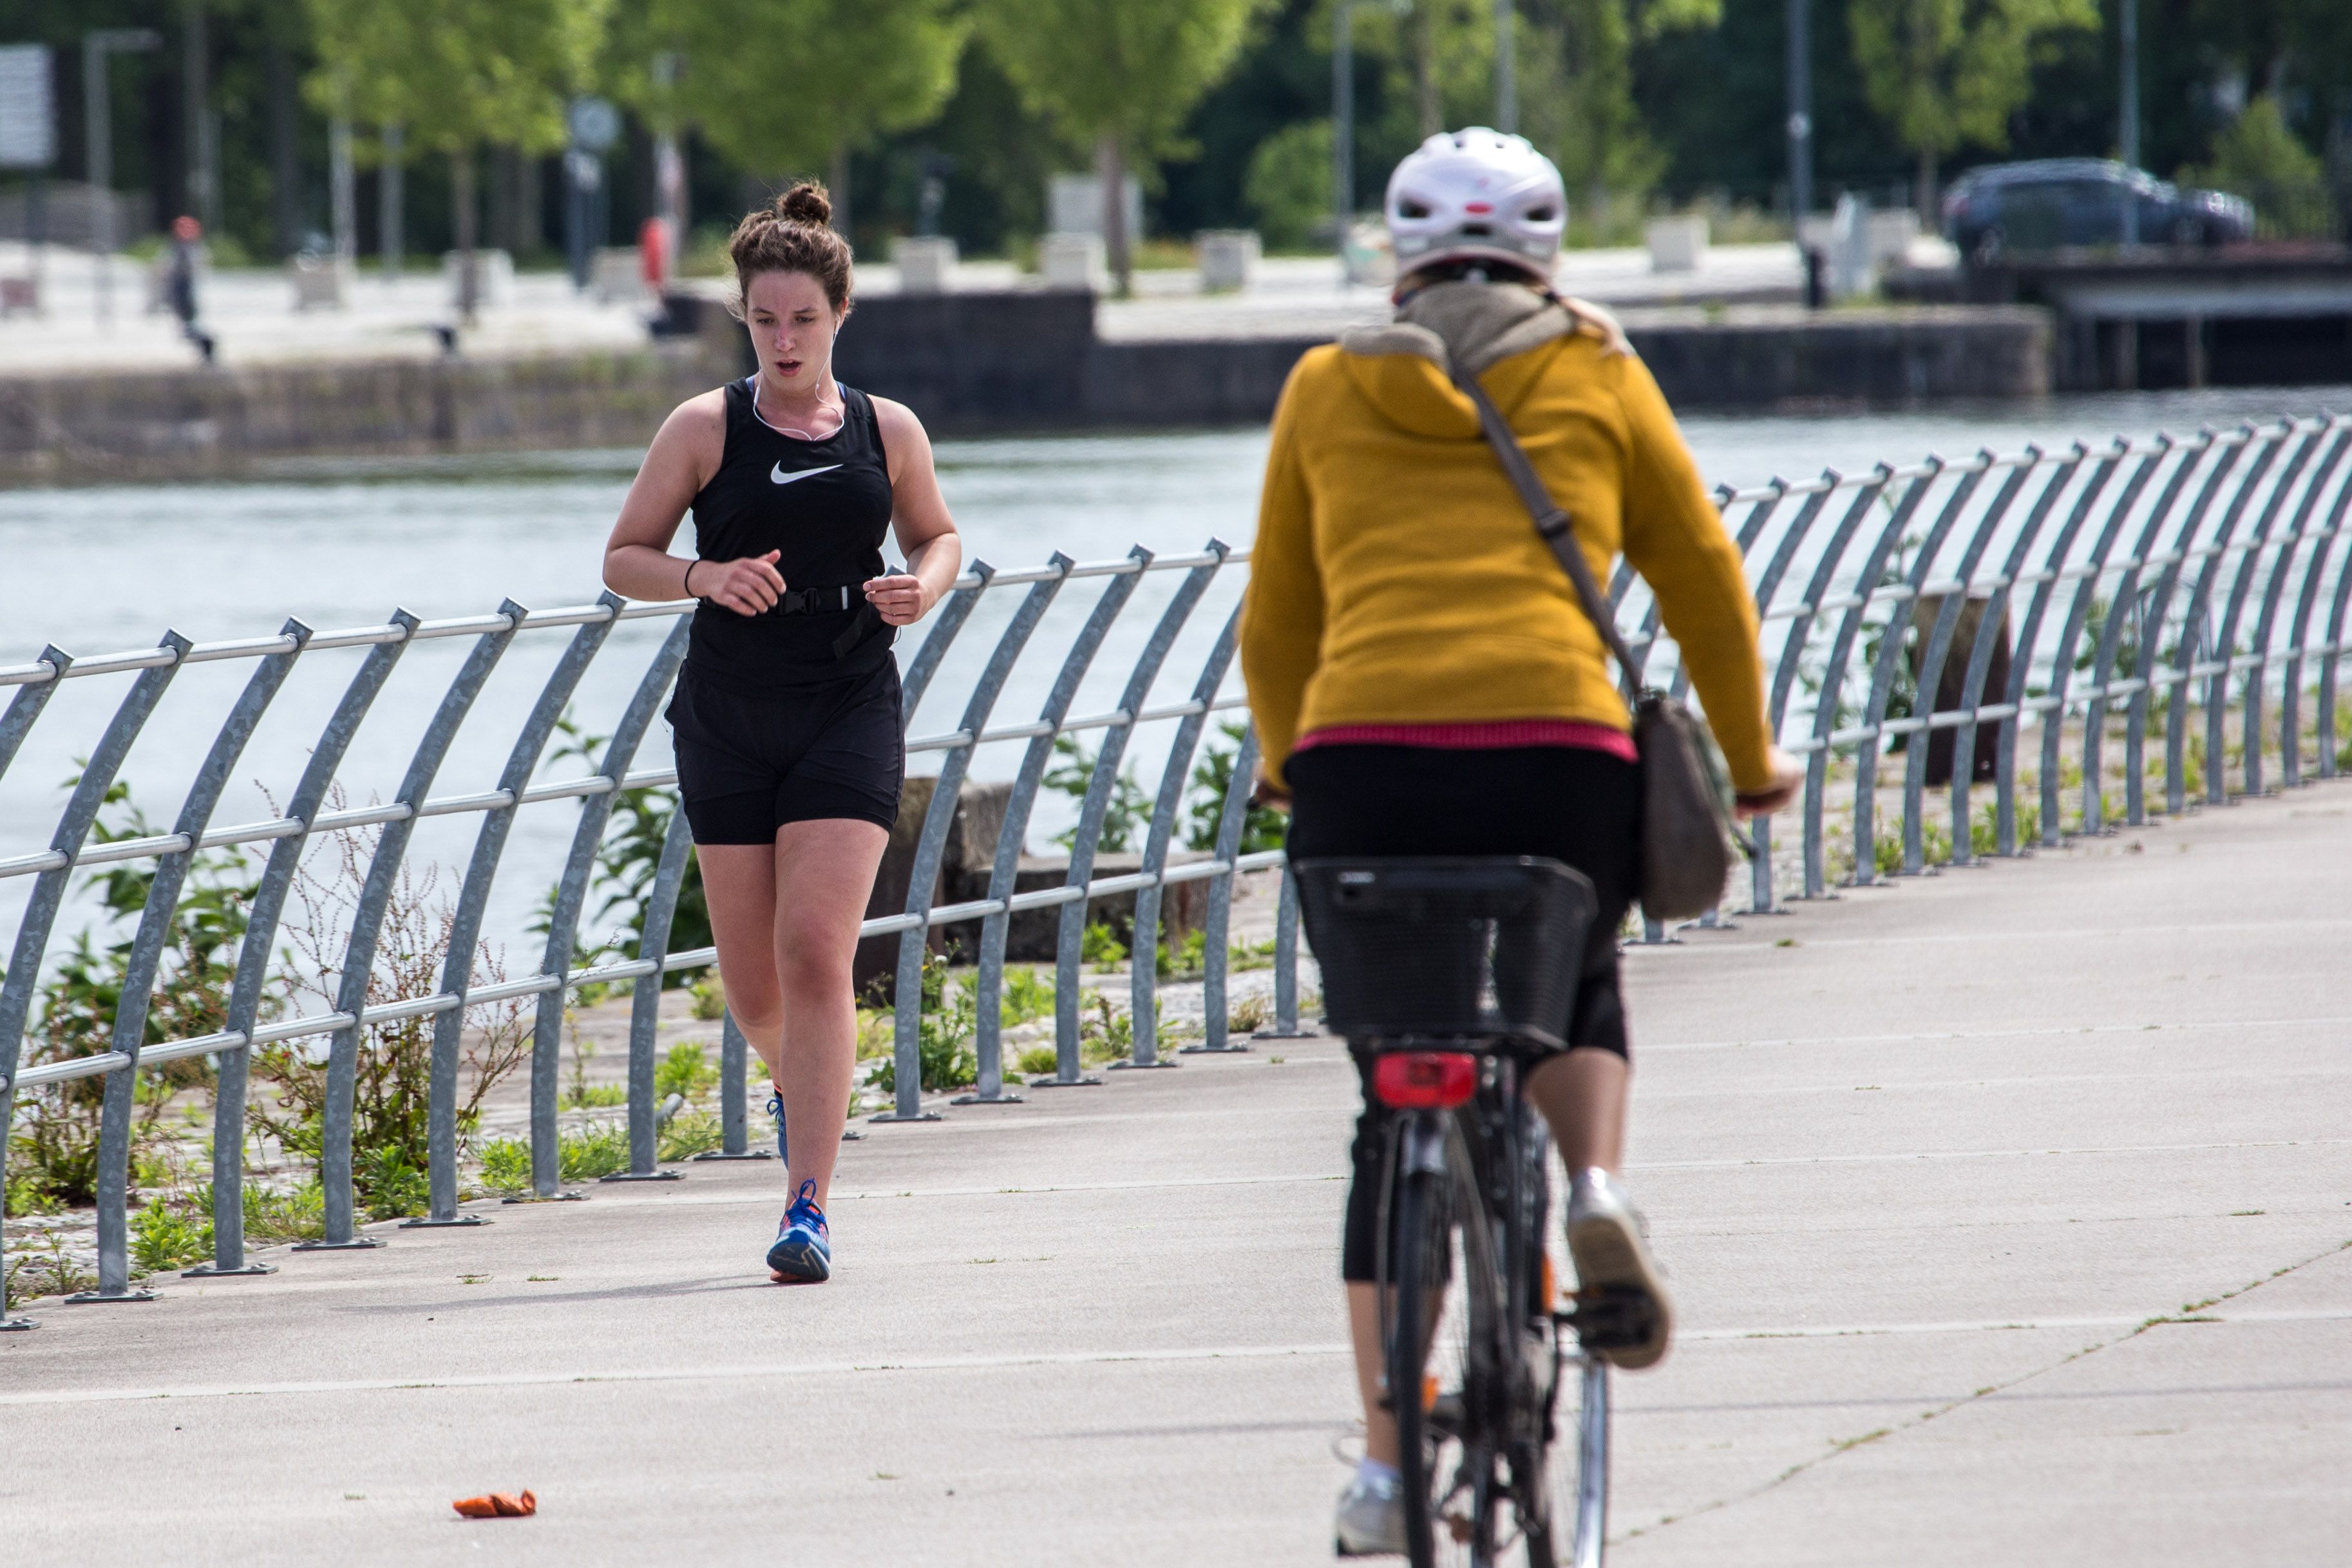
1611, 1234, 2352, 1553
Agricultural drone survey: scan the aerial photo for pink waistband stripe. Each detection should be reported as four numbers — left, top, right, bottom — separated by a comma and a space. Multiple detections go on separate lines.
1294, 720, 1638, 762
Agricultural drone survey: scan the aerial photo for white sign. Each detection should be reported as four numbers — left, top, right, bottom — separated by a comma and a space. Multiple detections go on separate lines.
0, 45, 55, 169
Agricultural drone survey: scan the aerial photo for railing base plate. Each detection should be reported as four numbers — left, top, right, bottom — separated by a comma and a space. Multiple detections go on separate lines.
598, 1170, 685, 1183
690, 1149, 775, 1161
868, 1109, 945, 1122
183, 1261, 277, 1277
948, 1090, 1026, 1105
1179, 1043, 1251, 1054
400, 1214, 492, 1227
1108, 1059, 1179, 1070
65, 1289, 158, 1305
292, 1237, 385, 1252
1251, 1028, 1317, 1041
502, 1191, 590, 1204
1025, 1076, 1103, 1089
0, 1317, 36, 1331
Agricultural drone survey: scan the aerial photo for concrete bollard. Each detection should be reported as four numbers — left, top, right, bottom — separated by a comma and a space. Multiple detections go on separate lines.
1197, 229, 1260, 293
895, 235, 959, 294
287, 253, 351, 311
1645, 215, 1709, 273
441, 249, 515, 310
592, 247, 646, 304
1039, 232, 1106, 293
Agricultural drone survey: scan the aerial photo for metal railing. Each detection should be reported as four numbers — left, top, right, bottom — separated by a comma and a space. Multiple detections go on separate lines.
5, 411, 2350, 1325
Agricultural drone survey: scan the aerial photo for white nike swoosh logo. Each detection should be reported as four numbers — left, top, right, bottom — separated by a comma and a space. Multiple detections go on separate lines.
770, 462, 841, 486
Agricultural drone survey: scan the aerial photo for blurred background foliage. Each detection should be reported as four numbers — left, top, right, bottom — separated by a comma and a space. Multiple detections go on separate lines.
1, 0, 2346, 265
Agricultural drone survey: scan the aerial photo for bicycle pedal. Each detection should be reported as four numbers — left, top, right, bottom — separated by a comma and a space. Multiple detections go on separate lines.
1557, 1283, 1657, 1352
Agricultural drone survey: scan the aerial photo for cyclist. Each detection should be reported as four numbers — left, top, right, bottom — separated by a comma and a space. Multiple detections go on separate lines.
602, 182, 961, 1285
1237, 128, 1802, 1554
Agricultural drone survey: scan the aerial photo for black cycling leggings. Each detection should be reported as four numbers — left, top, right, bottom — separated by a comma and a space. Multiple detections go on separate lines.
1283, 744, 1640, 1283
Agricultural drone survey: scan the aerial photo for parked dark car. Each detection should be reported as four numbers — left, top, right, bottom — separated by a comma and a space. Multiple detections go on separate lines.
1942, 160, 2253, 261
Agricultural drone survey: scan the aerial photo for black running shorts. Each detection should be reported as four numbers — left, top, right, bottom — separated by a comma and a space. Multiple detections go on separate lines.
1284, 743, 1641, 1284
665, 659, 906, 844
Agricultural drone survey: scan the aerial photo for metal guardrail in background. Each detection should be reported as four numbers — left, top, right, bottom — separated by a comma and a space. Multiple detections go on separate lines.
5, 413, 2351, 1325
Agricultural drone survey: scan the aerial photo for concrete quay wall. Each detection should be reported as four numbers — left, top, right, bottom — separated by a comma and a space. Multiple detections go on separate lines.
0, 294, 2050, 484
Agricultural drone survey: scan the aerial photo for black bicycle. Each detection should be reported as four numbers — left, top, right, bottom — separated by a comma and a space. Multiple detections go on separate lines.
1298, 856, 1639, 1568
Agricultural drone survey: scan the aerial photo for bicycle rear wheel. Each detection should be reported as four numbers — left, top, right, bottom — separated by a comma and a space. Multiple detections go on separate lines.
1387, 1117, 1509, 1568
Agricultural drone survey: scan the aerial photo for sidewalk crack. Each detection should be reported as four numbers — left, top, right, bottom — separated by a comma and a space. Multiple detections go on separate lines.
1617, 1234, 2352, 1549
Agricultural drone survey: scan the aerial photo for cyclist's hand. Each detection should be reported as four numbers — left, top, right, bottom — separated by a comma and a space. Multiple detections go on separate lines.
701, 550, 785, 616
1735, 749, 1805, 818
1250, 772, 1292, 813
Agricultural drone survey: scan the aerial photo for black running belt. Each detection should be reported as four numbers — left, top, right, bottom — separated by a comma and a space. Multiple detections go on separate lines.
768, 585, 858, 616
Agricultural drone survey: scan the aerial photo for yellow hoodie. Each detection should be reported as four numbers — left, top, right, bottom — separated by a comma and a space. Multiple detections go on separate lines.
1238, 285, 1772, 793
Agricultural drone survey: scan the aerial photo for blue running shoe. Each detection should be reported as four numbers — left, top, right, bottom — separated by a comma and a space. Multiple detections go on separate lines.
765, 1178, 831, 1283
765, 1089, 789, 1164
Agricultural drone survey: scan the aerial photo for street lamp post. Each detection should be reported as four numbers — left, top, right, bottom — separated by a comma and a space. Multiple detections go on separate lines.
1786, 0, 1812, 232
1494, 0, 1517, 134
1334, 0, 1412, 287
2119, 0, 2140, 243
84, 26, 161, 329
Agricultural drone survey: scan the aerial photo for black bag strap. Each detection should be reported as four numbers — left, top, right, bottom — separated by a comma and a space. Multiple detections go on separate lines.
1446, 364, 1641, 700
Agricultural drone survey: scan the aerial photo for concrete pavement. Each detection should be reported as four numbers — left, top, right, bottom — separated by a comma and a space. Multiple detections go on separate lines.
3, 781, 2349, 1565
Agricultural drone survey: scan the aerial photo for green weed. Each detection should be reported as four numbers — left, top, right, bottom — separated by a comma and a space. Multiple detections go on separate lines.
1014, 1044, 1060, 1077
999, 965, 1054, 1026
1081, 920, 1128, 970
656, 1041, 717, 1103
657, 1110, 723, 1162
690, 974, 726, 1021
1155, 928, 1208, 981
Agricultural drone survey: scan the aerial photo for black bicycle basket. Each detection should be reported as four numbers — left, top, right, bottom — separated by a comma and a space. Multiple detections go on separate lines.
1293, 856, 1598, 1050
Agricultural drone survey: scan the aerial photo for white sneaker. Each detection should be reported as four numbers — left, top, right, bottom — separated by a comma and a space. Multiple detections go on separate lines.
1334, 1468, 1407, 1556
1565, 1167, 1674, 1370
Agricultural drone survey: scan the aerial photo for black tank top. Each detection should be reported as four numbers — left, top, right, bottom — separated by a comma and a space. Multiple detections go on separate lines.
685, 377, 895, 694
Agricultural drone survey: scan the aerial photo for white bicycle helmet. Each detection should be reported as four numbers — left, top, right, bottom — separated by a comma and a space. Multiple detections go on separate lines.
1385, 128, 1566, 280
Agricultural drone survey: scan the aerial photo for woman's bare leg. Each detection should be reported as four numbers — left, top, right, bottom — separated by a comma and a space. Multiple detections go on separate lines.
1524, 1046, 1628, 1173
767, 817, 889, 1205
698, 840, 784, 1079
1348, 1281, 1400, 1466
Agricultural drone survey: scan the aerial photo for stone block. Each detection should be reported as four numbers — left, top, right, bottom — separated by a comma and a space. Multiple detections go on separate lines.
1039, 232, 1106, 293
1197, 230, 1260, 293
895, 236, 958, 294
1646, 215, 1709, 273
287, 254, 352, 311
442, 248, 515, 310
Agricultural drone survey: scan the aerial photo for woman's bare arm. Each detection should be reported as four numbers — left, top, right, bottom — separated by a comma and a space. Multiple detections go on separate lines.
602, 392, 786, 616
864, 397, 962, 627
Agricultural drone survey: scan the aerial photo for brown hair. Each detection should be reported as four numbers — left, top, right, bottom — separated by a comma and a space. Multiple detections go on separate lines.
726, 181, 853, 317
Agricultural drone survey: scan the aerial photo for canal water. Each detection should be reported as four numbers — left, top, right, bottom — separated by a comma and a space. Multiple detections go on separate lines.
2, 384, 2343, 963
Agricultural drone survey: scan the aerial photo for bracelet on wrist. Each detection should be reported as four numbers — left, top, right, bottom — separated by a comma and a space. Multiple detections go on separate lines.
683, 560, 703, 598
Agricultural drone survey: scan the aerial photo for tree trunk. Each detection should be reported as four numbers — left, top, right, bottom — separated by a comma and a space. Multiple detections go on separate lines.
1415, 0, 1441, 137
453, 147, 479, 323
1097, 131, 1130, 296
1917, 146, 1937, 228
828, 143, 853, 245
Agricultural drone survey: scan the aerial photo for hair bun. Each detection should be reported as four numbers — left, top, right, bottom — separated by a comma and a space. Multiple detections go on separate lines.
775, 182, 833, 227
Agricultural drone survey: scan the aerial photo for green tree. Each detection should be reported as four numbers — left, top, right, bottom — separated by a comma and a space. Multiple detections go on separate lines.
305, 0, 611, 316
614, 0, 966, 243
1244, 118, 1334, 249
2177, 95, 2333, 240
975, 0, 1273, 292
1846, 0, 2098, 220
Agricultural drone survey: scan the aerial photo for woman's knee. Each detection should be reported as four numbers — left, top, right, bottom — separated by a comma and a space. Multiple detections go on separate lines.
772, 922, 856, 1000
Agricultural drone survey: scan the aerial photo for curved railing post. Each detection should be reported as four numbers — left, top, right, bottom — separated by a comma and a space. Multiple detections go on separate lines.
1197, 724, 1261, 1054
2201, 425, 2315, 804
200, 612, 418, 1276
2123, 433, 2233, 821
1119, 560, 1235, 1070
1851, 456, 1973, 875
1742, 483, 1834, 909
880, 561, 1048, 1121
2239, 428, 2347, 797
1, 647, 70, 1330
2031, 444, 2132, 842
524, 615, 692, 1198
609, 802, 694, 1181
1048, 549, 1223, 1082
1767, 471, 1875, 897
305, 602, 524, 1251
1982, 446, 2089, 853
88, 624, 309, 1301
1, 638, 184, 1314
1797, 467, 1916, 890
2165, 427, 2283, 814
2283, 426, 2352, 786
1907, 456, 2036, 868
413, 598, 621, 1226
2080, 439, 2188, 833
960, 551, 1134, 1104
2318, 496, 2352, 780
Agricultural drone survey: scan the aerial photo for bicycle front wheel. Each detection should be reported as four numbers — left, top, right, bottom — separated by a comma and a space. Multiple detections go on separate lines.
1387, 1116, 1508, 1568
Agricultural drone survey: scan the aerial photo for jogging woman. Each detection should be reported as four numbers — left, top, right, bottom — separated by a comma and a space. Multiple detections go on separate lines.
602, 182, 961, 1285
1237, 129, 1802, 1554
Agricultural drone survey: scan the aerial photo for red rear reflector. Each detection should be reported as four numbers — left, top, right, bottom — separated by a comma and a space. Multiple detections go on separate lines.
1374, 1052, 1479, 1109
1463, 201, 1494, 214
